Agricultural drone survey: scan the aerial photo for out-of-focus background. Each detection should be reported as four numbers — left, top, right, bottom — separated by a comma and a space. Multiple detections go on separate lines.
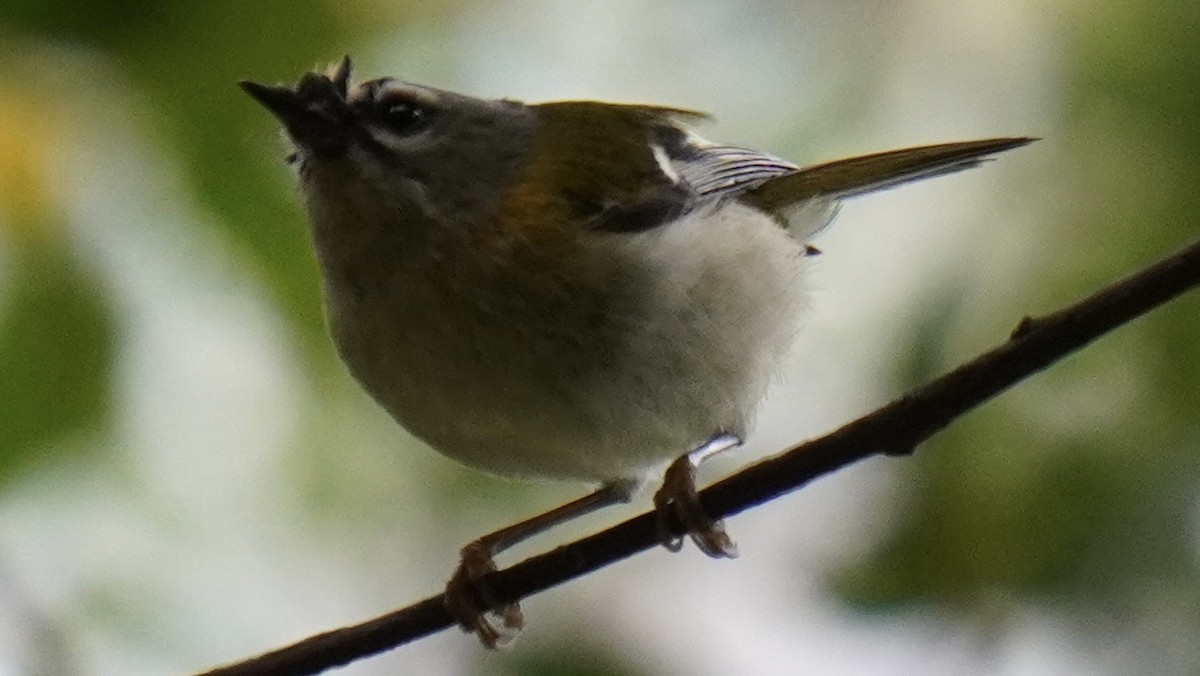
1, 1, 1198, 674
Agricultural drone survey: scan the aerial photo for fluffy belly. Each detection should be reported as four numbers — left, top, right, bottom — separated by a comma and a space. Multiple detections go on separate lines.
325, 203, 808, 484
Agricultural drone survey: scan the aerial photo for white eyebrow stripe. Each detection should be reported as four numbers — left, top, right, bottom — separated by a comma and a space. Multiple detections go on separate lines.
651, 142, 682, 185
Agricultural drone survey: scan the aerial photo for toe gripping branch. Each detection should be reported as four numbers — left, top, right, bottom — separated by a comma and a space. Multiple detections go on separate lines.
443, 480, 637, 647
445, 542, 525, 648
654, 433, 743, 558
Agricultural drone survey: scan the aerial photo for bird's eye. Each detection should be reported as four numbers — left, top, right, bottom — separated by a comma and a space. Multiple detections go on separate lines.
380, 99, 432, 135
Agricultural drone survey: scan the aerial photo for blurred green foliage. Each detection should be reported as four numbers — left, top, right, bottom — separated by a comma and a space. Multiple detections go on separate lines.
832, 0, 1200, 664
0, 240, 115, 484
0, 0, 353, 483
3, 0, 415, 357
494, 644, 648, 676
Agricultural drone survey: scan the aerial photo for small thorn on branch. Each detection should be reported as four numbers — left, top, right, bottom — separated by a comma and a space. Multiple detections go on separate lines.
1010, 315, 1036, 339
883, 443, 918, 457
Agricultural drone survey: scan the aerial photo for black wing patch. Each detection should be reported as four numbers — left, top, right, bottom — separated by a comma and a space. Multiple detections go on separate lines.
586, 183, 693, 233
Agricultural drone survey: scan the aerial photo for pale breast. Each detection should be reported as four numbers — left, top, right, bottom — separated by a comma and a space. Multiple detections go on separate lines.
318, 201, 808, 484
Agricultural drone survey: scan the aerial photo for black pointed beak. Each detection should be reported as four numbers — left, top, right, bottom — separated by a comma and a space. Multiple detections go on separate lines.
240, 80, 310, 125
240, 64, 354, 156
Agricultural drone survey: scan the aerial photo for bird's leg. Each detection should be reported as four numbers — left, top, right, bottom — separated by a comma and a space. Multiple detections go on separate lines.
654, 433, 743, 558
445, 479, 637, 648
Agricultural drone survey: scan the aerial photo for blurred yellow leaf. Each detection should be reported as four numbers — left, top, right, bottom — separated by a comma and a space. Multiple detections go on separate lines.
0, 77, 61, 238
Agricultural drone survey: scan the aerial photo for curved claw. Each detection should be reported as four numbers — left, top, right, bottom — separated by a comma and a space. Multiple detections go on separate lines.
654, 435, 742, 559
441, 482, 637, 647
444, 543, 524, 648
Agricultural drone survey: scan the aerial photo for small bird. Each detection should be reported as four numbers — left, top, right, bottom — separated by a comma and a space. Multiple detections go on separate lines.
241, 57, 1032, 647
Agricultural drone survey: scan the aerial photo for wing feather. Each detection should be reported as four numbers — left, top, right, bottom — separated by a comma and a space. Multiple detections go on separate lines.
669, 144, 798, 199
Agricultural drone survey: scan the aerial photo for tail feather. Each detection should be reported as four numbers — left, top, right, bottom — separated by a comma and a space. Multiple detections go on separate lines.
745, 137, 1036, 213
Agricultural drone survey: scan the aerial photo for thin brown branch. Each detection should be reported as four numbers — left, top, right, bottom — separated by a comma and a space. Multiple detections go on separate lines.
199, 237, 1200, 676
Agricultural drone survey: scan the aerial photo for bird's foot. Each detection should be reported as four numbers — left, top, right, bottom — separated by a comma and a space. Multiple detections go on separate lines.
444, 542, 524, 648
654, 435, 741, 558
